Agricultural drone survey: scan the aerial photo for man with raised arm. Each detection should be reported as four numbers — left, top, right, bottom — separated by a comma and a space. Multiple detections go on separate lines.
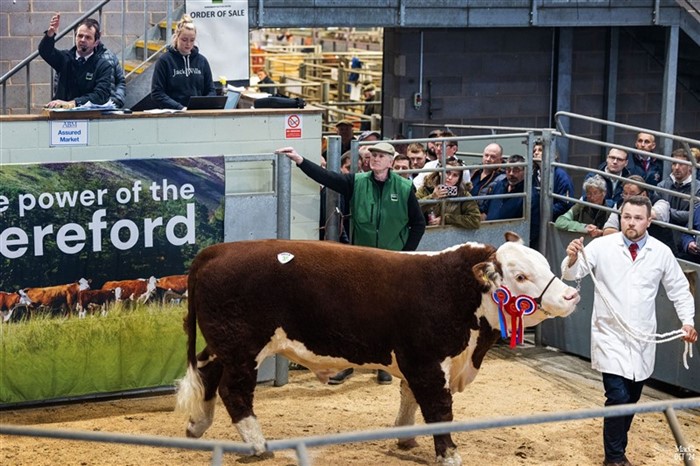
38, 13, 112, 109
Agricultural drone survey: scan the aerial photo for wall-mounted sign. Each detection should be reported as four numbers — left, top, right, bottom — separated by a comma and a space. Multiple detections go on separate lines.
285, 114, 302, 139
186, 0, 249, 82
50, 120, 88, 146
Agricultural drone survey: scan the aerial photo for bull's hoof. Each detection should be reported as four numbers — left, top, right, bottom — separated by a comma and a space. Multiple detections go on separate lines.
397, 438, 419, 450
237, 451, 274, 463
437, 448, 463, 466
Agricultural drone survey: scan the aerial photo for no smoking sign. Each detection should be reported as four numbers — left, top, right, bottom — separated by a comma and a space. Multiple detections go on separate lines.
285, 114, 303, 139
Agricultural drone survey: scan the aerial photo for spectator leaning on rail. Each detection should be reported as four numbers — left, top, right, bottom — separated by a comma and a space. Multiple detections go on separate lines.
680, 204, 700, 263
627, 132, 663, 186
562, 195, 697, 466
585, 148, 631, 205
471, 143, 507, 214
391, 153, 413, 180
150, 15, 215, 110
278, 143, 426, 386
554, 175, 613, 238
38, 14, 112, 109
414, 130, 462, 190
416, 156, 480, 229
481, 154, 527, 221
656, 148, 700, 231
532, 139, 574, 220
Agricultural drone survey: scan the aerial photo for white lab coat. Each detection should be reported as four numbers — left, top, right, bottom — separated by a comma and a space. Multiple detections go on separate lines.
561, 232, 695, 381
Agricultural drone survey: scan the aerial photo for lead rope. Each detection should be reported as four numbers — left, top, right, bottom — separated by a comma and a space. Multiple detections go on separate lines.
578, 249, 693, 370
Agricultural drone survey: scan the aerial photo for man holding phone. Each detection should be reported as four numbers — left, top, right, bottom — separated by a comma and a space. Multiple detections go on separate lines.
38, 13, 112, 109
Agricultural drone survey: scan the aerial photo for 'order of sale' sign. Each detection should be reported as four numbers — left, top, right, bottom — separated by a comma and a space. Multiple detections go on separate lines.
186, 0, 249, 82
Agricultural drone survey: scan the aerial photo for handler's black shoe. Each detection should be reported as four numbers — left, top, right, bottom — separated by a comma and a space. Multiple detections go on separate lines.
603, 455, 632, 466
377, 370, 393, 385
328, 368, 354, 385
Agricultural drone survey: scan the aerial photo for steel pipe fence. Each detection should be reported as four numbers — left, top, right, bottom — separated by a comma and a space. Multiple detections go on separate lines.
2, 397, 698, 466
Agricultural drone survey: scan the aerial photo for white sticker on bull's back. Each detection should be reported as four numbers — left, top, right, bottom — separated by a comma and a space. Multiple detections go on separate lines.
277, 252, 294, 264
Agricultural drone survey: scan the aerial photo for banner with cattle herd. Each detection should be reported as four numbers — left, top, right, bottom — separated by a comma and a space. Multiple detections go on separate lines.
0, 156, 224, 404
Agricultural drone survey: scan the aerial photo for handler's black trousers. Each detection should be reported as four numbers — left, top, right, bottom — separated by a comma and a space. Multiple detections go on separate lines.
602, 372, 646, 462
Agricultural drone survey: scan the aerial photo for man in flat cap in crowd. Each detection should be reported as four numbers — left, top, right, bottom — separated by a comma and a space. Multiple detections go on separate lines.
277, 142, 426, 385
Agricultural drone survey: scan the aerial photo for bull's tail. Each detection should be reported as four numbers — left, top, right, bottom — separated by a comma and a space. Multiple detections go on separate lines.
175, 274, 204, 419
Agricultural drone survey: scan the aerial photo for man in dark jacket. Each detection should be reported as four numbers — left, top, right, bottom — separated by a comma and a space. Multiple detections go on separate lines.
54, 42, 126, 108
95, 43, 126, 108
39, 14, 112, 109
278, 142, 426, 385
483, 154, 527, 221
627, 132, 663, 186
585, 148, 631, 205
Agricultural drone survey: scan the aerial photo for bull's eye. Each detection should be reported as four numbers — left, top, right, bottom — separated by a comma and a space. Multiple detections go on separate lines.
516, 274, 526, 282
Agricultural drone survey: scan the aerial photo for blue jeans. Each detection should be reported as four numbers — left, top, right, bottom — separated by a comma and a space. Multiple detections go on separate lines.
602, 372, 646, 462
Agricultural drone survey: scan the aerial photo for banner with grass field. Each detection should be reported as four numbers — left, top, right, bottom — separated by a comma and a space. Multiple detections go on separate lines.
0, 156, 224, 404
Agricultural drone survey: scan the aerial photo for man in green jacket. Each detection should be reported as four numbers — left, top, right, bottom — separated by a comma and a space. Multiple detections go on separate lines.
278, 142, 426, 384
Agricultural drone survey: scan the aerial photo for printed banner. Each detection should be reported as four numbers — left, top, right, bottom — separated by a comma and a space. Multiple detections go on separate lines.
186, 0, 249, 81
0, 156, 224, 404
0, 156, 224, 293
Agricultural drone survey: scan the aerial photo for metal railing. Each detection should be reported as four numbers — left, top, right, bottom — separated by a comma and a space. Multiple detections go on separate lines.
554, 111, 700, 235
2, 396, 698, 466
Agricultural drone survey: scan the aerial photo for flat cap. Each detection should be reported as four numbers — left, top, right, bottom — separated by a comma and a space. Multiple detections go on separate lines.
367, 142, 395, 155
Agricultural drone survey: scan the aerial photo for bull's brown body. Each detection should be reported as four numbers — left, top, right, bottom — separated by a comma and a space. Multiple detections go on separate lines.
178, 236, 579, 465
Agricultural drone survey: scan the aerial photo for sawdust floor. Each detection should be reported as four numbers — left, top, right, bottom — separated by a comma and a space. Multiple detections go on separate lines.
1, 345, 698, 466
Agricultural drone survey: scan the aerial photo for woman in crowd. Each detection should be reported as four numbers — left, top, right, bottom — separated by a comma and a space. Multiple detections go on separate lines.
554, 174, 613, 237
151, 15, 215, 110
416, 157, 480, 229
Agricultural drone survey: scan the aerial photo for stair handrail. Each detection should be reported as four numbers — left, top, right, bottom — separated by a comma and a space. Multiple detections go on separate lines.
0, 0, 113, 114
125, 44, 168, 80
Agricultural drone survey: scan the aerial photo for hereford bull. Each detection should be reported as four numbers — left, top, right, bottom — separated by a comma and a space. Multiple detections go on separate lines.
177, 233, 580, 465
24, 278, 90, 316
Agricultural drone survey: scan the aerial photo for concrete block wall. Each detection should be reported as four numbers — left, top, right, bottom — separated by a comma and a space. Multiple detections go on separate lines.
384, 26, 700, 197
0, 0, 181, 114
0, 109, 324, 240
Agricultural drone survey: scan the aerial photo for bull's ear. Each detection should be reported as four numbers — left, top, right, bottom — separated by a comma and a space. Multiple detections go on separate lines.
473, 261, 500, 289
504, 231, 523, 244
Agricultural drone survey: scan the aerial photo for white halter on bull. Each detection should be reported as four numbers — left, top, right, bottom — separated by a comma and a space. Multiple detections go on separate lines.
578, 248, 694, 370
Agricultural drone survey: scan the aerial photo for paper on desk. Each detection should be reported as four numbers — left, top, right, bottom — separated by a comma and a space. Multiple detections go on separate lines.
142, 108, 186, 114
77, 100, 118, 110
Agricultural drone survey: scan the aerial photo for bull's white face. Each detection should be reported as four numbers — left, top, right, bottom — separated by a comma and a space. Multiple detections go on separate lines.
495, 240, 579, 326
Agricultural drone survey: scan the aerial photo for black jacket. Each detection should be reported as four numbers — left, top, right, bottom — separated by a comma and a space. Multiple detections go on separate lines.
151, 45, 215, 110
95, 43, 126, 107
39, 33, 112, 105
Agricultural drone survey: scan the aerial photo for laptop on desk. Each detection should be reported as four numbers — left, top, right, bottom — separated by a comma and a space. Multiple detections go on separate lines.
186, 95, 228, 110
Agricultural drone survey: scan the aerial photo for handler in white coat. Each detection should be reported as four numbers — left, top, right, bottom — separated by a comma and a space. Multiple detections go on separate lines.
562, 195, 697, 466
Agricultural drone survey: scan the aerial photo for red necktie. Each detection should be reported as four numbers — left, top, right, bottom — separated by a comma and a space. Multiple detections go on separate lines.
629, 243, 638, 261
